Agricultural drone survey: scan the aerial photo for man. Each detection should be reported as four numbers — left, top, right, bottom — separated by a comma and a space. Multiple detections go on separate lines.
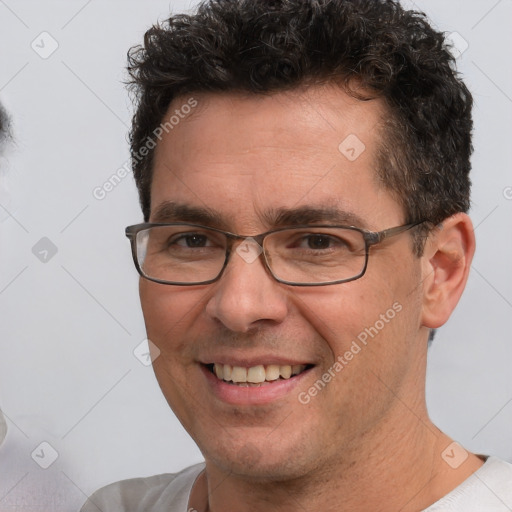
82, 0, 512, 510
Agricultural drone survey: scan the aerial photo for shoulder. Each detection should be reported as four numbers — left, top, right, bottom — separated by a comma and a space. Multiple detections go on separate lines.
80, 462, 205, 512
425, 457, 512, 511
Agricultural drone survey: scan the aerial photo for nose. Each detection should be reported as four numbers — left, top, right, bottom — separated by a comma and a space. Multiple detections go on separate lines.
205, 238, 289, 333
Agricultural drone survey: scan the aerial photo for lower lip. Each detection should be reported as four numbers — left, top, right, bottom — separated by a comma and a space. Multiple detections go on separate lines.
200, 365, 313, 405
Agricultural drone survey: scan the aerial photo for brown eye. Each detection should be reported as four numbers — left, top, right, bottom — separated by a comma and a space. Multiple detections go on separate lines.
303, 235, 336, 250
173, 234, 211, 248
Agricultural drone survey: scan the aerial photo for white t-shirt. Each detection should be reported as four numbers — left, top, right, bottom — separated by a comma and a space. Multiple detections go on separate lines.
80, 456, 512, 511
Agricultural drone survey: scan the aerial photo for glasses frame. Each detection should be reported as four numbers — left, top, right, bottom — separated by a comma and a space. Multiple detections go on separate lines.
125, 221, 424, 287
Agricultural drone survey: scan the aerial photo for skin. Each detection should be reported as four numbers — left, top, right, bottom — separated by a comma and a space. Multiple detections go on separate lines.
140, 85, 482, 512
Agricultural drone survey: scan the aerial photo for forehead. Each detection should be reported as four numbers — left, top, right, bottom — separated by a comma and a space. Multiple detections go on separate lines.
150, 85, 402, 230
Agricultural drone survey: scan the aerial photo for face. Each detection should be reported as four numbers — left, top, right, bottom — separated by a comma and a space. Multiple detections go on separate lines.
140, 85, 428, 480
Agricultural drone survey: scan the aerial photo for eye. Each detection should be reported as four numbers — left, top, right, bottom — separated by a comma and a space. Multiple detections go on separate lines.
294, 233, 349, 251
172, 233, 212, 248
300, 234, 338, 250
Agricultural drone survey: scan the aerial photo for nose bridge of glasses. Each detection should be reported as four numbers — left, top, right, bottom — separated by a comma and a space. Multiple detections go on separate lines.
231, 235, 265, 266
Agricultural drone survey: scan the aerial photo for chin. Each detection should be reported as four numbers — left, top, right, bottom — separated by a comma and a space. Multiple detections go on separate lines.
202, 437, 320, 482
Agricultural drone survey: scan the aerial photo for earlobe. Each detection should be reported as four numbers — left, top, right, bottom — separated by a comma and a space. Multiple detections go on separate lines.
421, 213, 476, 329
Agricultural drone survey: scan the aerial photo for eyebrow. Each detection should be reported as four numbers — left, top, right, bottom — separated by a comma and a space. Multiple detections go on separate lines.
265, 206, 369, 229
151, 201, 228, 228
151, 201, 369, 231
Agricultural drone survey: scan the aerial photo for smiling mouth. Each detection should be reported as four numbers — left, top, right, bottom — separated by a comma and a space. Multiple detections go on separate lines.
206, 363, 313, 386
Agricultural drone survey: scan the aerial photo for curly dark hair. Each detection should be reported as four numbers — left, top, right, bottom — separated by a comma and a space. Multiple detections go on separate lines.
127, 0, 473, 254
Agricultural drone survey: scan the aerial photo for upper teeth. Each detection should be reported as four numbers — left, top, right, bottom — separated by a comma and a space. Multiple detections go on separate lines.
213, 363, 306, 383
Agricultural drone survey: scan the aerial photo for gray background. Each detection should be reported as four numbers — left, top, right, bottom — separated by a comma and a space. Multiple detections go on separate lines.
0, 0, 510, 510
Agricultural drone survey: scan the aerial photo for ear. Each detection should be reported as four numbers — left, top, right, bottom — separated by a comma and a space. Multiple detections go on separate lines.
420, 213, 476, 329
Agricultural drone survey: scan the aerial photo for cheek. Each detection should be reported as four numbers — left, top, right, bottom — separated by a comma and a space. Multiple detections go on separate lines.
295, 281, 400, 351
291, 279, 422, 434
139, 280, 210, 354
139, 282, 211, 421
294, 268, 422, 378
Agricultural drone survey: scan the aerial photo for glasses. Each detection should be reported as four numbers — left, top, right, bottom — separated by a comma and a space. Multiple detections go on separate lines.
125, 221, 423, 287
